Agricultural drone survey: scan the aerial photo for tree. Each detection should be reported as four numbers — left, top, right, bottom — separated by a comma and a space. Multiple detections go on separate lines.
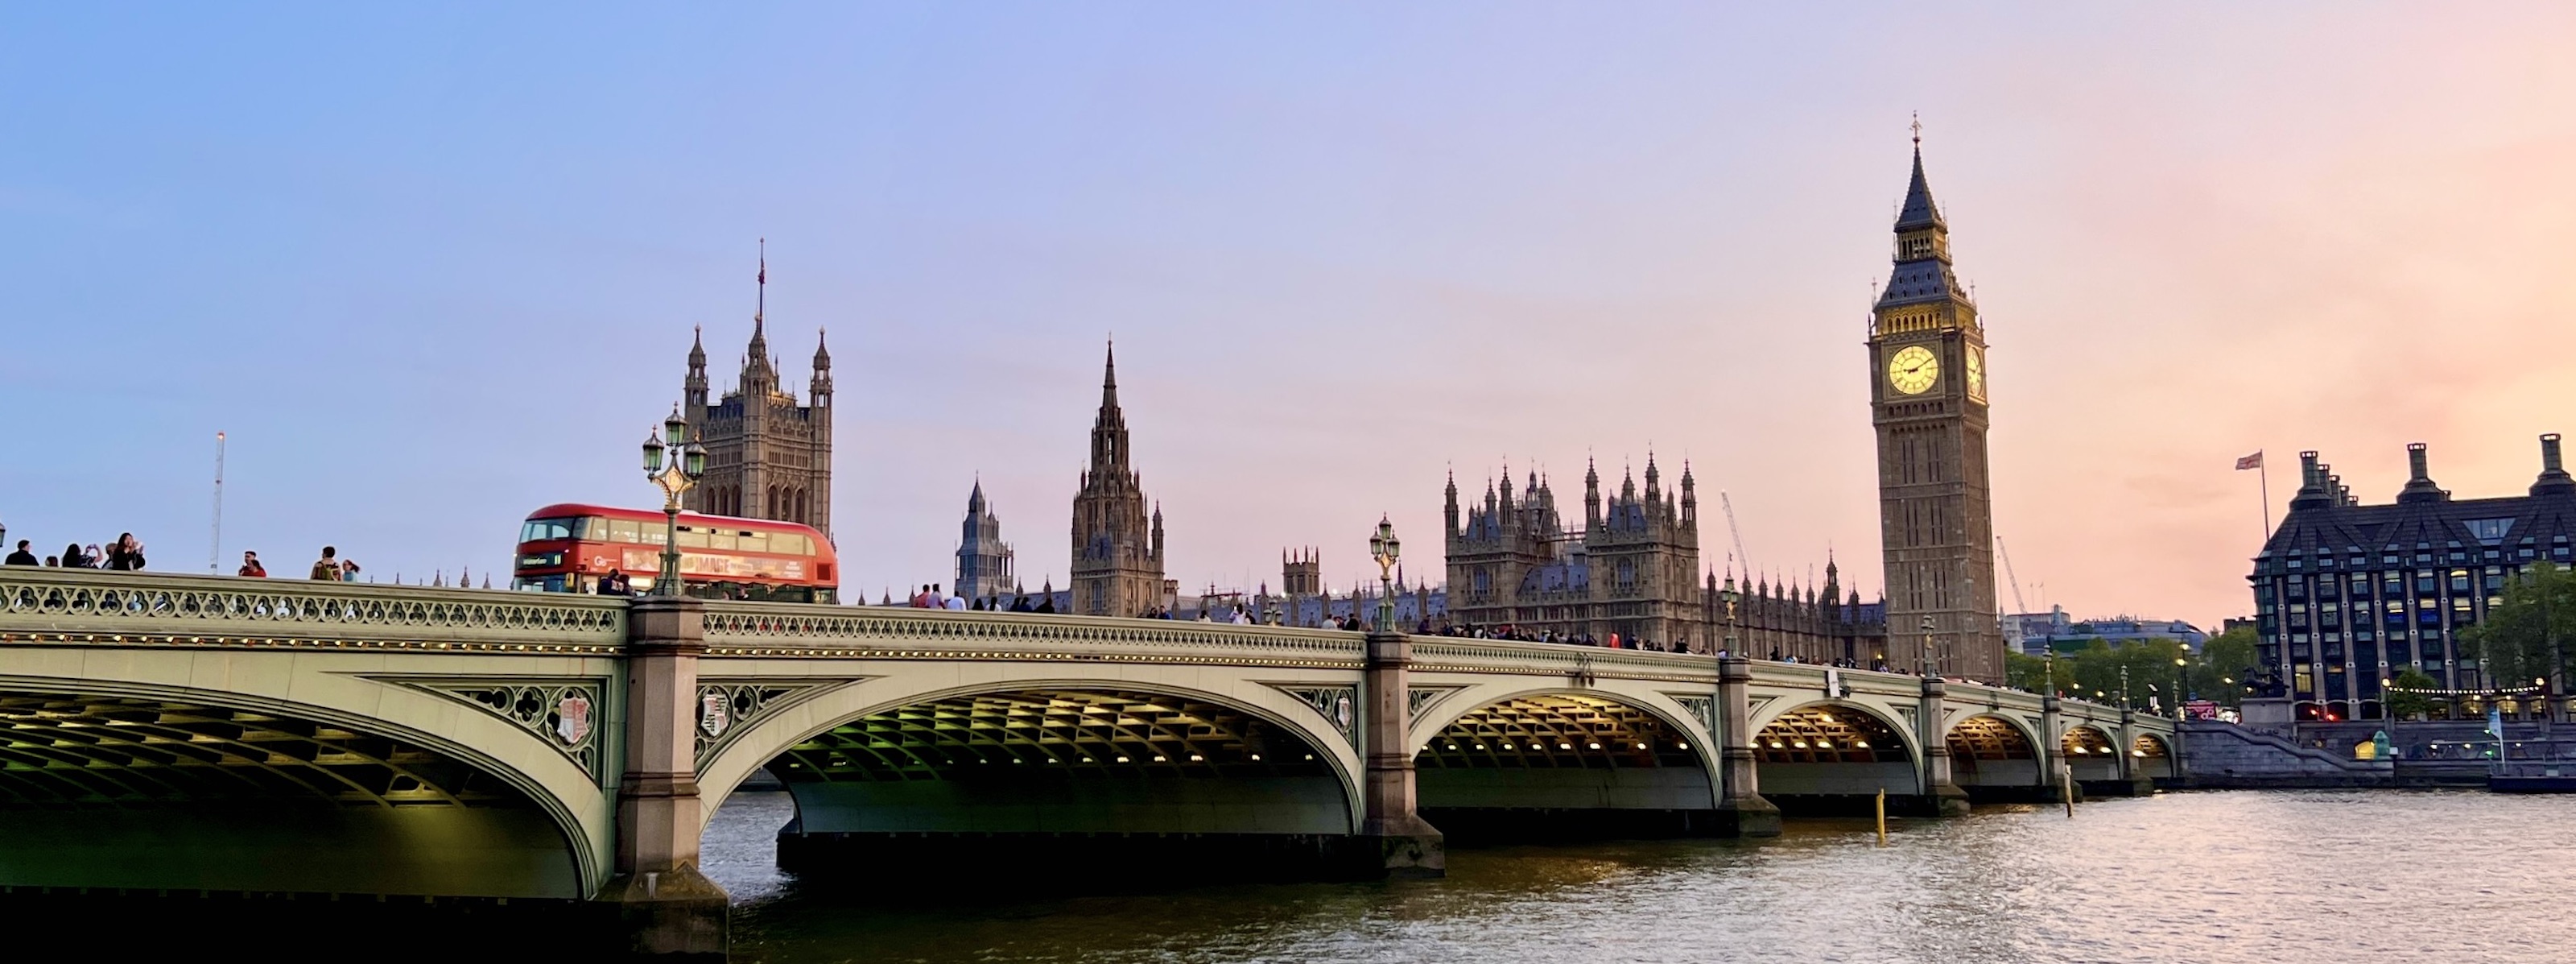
2461, 562, 2576, 692
2190, 625, 2260, 709
2384, 668, 2439, 721
2005, 652, 2075, 694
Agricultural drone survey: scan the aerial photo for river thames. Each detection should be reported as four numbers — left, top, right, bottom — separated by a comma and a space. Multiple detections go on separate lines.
700, 789, 2576, 962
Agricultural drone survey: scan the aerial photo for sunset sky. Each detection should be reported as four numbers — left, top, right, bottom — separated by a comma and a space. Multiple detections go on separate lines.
5, 5, 2574, 626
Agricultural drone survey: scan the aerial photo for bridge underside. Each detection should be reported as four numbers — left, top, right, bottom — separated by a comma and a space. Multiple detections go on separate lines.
768, 688, 1372, 884
1414, 694, 1717, 842
0, 689, 581, 899
1751, 706, 1923, 816
1948, 714, 2047, 802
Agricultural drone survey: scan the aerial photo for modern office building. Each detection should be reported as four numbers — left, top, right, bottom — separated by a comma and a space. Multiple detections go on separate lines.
2250, 437, 2576, 721
2004, 606, 2210, 656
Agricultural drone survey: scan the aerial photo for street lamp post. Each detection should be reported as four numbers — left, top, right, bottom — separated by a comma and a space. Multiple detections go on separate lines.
641, 407, 707, 597
1368, 515, 1402, 633
2175, 657, 2190, 721
2119, 664, 2132, 712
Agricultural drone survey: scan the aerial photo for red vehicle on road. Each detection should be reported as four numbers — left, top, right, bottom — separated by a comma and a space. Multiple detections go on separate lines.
511, 503, 839, 603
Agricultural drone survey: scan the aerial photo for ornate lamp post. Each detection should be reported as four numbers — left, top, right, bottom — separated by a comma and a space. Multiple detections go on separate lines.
1720, 578, 1741, 657
1368, 515, 1401, 633
641, 407, 707, 597
1920, 614, 1938, 676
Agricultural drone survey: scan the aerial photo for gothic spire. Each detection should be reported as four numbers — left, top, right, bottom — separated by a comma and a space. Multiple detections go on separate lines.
1896, 122, 1945, 231
1097, 341, 1123, 424
1877, 122, 1969, 312
749, 239, 770, 355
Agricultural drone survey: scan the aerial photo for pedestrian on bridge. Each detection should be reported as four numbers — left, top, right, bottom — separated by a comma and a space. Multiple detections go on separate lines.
65, 543, 91, 569
4, 540, 35, 566
104, 533, 144, 570
311, 547, 345, 581
238, 551, 266, 577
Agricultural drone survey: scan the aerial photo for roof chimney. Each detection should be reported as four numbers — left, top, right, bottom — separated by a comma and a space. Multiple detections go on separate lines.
2289, 451, 2334, 508
2535, 432, 2576, 497
2396, 442, 2449, 504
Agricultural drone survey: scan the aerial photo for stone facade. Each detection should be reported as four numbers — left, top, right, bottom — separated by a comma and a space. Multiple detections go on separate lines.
954, 480, 1014, 602
1069, 345, 1166, 617
1867, 139, 2004, 681
1437, 458, 1691, 647
1706, 561, 1887, 664
680, 261, 832, 536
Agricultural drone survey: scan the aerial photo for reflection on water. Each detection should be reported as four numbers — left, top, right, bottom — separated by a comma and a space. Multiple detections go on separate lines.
703, 790, 2576, 963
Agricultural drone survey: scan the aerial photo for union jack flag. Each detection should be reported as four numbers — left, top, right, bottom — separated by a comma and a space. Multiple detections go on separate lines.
2235, 452, 2264, 470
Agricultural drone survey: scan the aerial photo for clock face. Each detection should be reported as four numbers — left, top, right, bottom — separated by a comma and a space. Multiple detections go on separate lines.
1887, 345, 1939, 395
1965, 347, 1985, 402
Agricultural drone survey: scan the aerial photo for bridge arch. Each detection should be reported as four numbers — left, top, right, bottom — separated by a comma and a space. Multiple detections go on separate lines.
2062, 723, 2121, 783
1406, 685, 1720, 840
1745, 699, 1920, 809
1943, 713, 2044, 799
696, 674, 1367, 879
0, 674, 601, 898
2129, 732, 2174, 780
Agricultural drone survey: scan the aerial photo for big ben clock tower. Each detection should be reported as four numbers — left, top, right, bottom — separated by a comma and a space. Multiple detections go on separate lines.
1868, 131, 2004, 682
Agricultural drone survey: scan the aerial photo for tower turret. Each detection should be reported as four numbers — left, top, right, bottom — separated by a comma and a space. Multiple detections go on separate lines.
1444, 469, 1461, 536
684, 325, 709, 412
1584, 457, 1603, 529
811, 328, 832, 406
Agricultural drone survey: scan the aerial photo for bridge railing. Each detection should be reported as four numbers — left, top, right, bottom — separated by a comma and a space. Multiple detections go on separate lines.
697, 602, 1368, 668
1410, 636, 1720, 683
0, 567, 626, 652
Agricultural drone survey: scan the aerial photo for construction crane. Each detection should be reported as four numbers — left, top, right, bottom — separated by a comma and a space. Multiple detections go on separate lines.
1996, 536, 2031, 614
1719, 490, 1753, 579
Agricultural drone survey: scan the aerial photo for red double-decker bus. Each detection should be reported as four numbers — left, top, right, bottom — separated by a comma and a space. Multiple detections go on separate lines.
511, 503, 840, 603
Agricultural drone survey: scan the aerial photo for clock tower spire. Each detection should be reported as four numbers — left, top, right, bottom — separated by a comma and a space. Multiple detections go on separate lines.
1867, 127, 2003, 682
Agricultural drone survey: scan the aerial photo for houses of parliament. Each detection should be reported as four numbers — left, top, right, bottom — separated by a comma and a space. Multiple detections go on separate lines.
681, 137, 2011, 681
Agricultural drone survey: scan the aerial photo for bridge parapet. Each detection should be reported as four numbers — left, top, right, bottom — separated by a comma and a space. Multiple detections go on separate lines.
0, 567, 625, 652
698, 602, 1368, 668
1410, 637, 1719, 684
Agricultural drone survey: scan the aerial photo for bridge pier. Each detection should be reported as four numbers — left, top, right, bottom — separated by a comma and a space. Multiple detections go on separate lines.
1363, 631, 1445, 877
596, 597, 729, 960
1915, 675, 1971, 817
1715, 657, 1782, 836
2037, 695, 2083, 804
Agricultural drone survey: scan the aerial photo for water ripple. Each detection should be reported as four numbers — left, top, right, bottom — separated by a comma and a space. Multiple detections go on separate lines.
702, 789, 2576, 963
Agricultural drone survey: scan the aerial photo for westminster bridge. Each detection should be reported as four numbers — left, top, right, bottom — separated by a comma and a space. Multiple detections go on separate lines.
0, 569, 2174, 956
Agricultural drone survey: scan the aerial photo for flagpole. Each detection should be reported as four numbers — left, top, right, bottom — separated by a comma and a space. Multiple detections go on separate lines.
2258, 450, 2272, 541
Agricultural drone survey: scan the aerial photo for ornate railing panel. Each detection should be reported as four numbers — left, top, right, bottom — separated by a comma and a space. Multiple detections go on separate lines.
698, 602, 1367, 669
0, 569, 625, 652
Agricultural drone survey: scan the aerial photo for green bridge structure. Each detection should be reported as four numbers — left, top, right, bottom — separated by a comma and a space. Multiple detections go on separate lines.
0, 569, 2176, 957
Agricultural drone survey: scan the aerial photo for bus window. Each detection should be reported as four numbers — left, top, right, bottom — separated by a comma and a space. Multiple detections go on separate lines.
676, 528, 708, 548
773, 533, 807, 555
707, 532, 737, 551
741, 531, 769, 549
576, 516, 613, 540
522, 518, 576, 541
640, 522, 667, 544
609, 519, 642, 544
